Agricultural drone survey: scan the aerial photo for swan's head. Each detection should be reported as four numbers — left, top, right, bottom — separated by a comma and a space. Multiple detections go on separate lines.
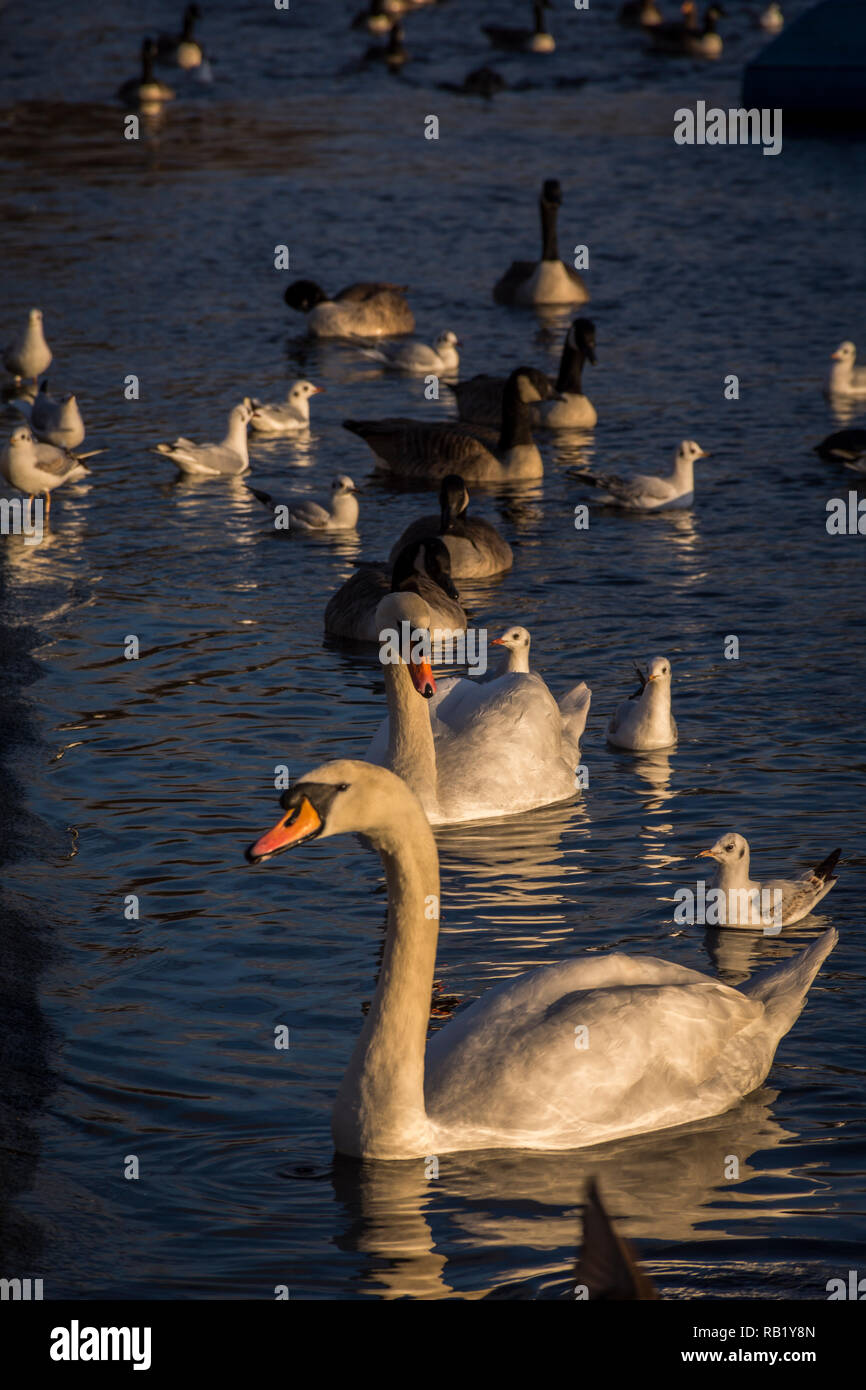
246, 760, 414, 863
699, 831, 749, 866
289, 379, 324, 406
332, 474, 356, 494
434, 331, 461, 351
675, 440, 707, 467
493, 626, 531, 654
569, 318, 596, 365
284, 279, 327, 313
439, 473, 470, 523
832, 341, 856, 364
375, 591, 436, 698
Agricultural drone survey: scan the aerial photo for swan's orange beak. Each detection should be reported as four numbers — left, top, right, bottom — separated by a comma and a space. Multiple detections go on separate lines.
246, 796, 322, 863
408, 658, 436, 699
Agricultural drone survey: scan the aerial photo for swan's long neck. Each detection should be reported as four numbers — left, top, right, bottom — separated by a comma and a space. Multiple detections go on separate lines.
540, 197, 559, 262
332, 803, 440, 1159
383, 659, 438, 813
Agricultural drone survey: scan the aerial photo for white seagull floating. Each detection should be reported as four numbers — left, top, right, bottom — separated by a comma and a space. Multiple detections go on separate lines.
571, 440, 707, 511
362, 331, 461, 375
248, 475, 359, 531
698, 833, 841, 928
608, 656, 677, 751
155, 400, 253, 476
249, 380, 324, 435
826, 342, 866, 399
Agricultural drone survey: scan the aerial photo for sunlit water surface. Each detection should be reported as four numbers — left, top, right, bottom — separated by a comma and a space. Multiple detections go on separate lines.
1, 0, 864, 1299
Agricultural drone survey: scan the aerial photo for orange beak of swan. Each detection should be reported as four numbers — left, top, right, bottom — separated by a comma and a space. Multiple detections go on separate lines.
246, 796, 322, 863
408, 658, 436, 698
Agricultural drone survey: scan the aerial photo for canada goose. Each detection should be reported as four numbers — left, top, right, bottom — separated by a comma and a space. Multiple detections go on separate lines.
324, 537, 466, 643
651, 3, 723, 57
570, 440, 707, 510
3, 308, 52, 383
483, 1, 555, 54
387, 474, 513, 577
249, 475, 359, 532
117, 39, 175, 105
450, 318, 596, 429
284, 279, 414, 338
156, 4, 204, 69
154, 400, 252, 476
608, 657, 677, 751
362, 330, 460, 375
27, 383, 86, 449
249, 380, 323, 435
343, 367, 546, 484
352, 0, 395, 34
648, 0, 698, 48
826, 342, 866, 398
813, 428, 866, 466
618, 0, 663, 26
245, 754, 837, 1158
697, 836, 840, 928
1, 426, 100, 514
493, 180, 589, 307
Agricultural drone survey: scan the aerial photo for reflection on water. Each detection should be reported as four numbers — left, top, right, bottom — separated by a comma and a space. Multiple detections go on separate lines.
1, 0, 864, 1300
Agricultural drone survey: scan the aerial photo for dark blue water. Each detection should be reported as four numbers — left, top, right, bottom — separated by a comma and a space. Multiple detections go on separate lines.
1, 0, 864, 1299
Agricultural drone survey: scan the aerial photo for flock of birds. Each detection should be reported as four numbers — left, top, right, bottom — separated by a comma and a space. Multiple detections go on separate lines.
1, 0, 852, 1295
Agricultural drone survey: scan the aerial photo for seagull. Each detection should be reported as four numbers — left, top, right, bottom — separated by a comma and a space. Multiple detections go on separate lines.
3, 308, 52, 383
491, 626, 532, 674
361, 331, 460, 375
608, 657, 677, 751
19, 383, 86, 449
249, 381, 324, 435
698, 834, 841, 928
248, 475, 359, 531
570, 440, 707, 511
826, 342, 866, 399
154, 400, 252, 476
1, 425, 99, 514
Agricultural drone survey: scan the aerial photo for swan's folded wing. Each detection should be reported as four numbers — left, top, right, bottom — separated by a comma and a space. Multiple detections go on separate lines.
426, 955, 768, 1148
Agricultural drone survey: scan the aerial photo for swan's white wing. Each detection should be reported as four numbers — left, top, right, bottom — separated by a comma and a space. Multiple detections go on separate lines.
426, 953, 769, 1150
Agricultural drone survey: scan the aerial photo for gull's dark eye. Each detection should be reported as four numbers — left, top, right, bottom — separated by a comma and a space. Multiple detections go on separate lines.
337, 783, 349, 792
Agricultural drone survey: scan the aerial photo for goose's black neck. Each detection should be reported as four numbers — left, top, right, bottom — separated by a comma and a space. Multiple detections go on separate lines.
556, 341, 585, 395
540, 195, 559, 262
498, 375, 535, 451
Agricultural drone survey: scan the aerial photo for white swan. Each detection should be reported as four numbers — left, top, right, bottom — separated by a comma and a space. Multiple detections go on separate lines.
249, 380, 323, 435
154, 400, 252, 476
826, 342, 866, 399
3, 308, 52, 383
697, 834, 840, 927
387, 474, 513, 578
248, 475, 359, 532
571, 440, 707, 511
245, 757, 838, 1159
362, 331, 460, 375
365, 592, 590, 824
608, 657, 677, 750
